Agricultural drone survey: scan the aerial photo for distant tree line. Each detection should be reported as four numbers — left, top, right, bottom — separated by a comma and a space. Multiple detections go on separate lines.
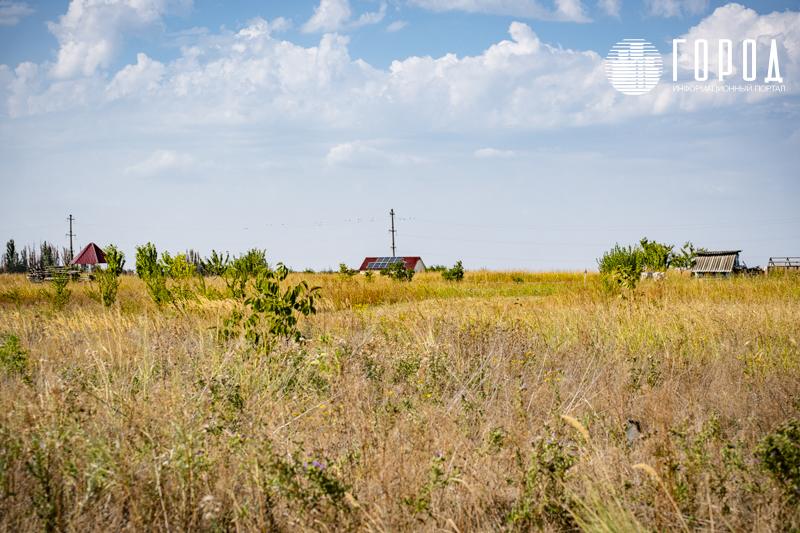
2, 239, 70, 273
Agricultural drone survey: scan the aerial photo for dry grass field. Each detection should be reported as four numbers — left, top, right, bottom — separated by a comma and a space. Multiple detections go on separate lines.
1, 271, 799, 531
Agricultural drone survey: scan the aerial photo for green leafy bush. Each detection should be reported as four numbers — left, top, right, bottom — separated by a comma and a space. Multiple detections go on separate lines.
95, 244, 125, 307
135, 243, 200, 309
639, 238, 674, 271
50, 271, 71, 309
220, 262, 320, 354
441, 260, 464, 282
202, 250, 230, 276
671, 241, 702, 270
224, 249, 268, 298
381, 261, 414, 282
135, 243, 170, 306
598, 244, 644, 292
338, 263, 357, 277
0, 333, 29, 380
508, 431, 577, 528
757, 419, 800, 500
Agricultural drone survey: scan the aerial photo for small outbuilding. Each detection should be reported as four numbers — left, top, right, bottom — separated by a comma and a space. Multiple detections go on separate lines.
71, 242, 107, 266
767, 257, 800, 273
359, 256, 426, 273
692, 250, 741, 277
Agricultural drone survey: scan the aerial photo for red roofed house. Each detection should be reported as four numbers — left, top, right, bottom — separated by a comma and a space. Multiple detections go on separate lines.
71, 242, 107, 266
358, 256, 426, 273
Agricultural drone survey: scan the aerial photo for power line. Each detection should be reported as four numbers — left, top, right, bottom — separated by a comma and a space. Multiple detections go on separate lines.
413, 216, 800, 232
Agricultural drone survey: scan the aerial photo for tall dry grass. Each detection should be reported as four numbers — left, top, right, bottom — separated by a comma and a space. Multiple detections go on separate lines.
0, 271, 798, 531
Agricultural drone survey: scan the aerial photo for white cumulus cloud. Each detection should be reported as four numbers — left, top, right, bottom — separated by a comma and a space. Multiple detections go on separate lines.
106, 53, 164, 100
3, 7, 799, 129
302, 0, 386, 33
47, 0, 191, 79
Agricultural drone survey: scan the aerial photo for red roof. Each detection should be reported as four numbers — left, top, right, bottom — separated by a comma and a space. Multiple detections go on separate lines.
71, 242, 107, 265
358, 256, 424, 271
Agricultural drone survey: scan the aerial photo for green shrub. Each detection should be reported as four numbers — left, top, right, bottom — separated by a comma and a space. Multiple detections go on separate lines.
224, 249, 268, 298
95, 244, 124, 307
639, 238, 673, 271
50, 271, 71, 309
135, 243, 201, 309
202, 250, 230, 276
381, 261, 414, 282
135, 243, 170, 305
507, 431, 577, 528
220, 263, 320, 354
671, 241, 701, 270
598, 244, 644, 292
338, 263, 357, 277
441, 260, 464, 282
0, 333, 29, 381
757, 419, 800, 500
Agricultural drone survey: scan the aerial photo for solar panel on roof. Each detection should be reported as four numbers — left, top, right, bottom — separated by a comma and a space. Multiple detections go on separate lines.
363, 257, 409, 270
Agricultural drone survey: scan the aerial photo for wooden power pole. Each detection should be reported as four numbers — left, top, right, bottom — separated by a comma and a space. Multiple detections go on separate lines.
67, 214, 76, 261
389, 209, 397, 257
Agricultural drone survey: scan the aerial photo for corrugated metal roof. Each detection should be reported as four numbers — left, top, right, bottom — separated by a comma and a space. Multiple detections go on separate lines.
71, 243, 106, 265
358, 256, 423, 271
692, 251, 739, 273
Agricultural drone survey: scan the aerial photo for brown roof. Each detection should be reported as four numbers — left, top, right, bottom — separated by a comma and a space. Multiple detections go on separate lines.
71, 242, 106, 265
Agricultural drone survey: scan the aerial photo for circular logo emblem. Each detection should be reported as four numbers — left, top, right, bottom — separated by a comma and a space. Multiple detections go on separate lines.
605, 39, 663, 96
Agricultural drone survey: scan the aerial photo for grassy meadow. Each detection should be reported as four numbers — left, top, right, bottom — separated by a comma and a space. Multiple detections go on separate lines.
1, 270, 799, 531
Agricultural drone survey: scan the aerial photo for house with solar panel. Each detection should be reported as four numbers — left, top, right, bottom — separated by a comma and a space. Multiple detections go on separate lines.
359, 256, 426, 273
691, 250, 742, 277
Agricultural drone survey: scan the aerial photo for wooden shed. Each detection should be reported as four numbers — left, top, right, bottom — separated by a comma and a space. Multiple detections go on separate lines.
767, 257, 800, 273
692, 250, 741, 277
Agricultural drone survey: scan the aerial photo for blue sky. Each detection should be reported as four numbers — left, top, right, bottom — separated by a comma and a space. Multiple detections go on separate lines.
1, 0, 799, 270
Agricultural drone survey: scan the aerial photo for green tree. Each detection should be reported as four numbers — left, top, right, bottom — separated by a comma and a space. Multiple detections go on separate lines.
50, 271, 71, 309
598, 244, 644, 292
442, 260, 465, 282
220, 263, 320, 354
95, 245, 125, 306
639, 238, 674, 271
202, 250, 230, 276
671, 241, 702, 270
381, 260, 414, 282
224, 249, 269, 298
40, 241, 58, 269
338, 263, 357, 277
3, 239, 20, 273
135, 243, 170, 306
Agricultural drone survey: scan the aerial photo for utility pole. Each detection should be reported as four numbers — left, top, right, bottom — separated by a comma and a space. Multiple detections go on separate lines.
389, 209, 397, 257
66, 214, 75, 261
